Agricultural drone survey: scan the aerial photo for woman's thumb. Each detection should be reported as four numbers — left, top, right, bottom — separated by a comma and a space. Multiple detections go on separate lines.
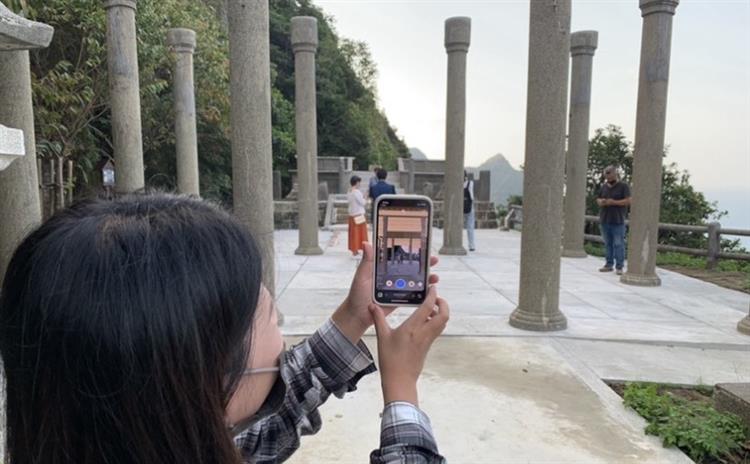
368, 303, 390, 336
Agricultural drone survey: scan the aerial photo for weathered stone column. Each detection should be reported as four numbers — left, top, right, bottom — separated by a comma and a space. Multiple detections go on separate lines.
103, 0, 145, 193
562, 31, 598, 258
0, 3, 54, 281
167, 28, 200, 196
621, 0, 679, 287
228, 0, 276, 294
439, 17, 470, 256
509, 0, 570, 332
291, 16, 323, 255
738, 303, 750, 336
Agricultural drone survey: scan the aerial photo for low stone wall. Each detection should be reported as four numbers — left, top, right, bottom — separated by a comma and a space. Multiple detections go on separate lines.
274, 200, 499, 230
274, 201, 327, 229
432, 200, 499, 229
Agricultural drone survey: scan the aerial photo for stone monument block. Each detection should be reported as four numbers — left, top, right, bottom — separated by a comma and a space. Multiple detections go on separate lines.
0, 2, 54, 50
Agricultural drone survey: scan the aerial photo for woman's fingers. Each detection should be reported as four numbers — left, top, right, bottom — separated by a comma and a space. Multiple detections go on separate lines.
368, 303, 392, 337
428, 273, 439, 284
361, 241, 374, 263
429, 255, 439, 267
405, 286, 438, 327
427, 297, 450, 334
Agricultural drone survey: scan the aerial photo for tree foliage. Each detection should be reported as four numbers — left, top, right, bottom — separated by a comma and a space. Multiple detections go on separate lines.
10, 0, 407, 203
585, 125, 729, 249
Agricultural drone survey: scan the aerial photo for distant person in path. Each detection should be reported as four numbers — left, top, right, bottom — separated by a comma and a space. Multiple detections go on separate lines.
463, 171, 476, 251
347, 175, 368, 257
369, 168, 396, 220
597, 165, 631, 275
367, 165, 381, 199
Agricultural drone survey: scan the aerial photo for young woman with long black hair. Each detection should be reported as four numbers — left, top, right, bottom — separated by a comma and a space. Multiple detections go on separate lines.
0, 193, 449, 463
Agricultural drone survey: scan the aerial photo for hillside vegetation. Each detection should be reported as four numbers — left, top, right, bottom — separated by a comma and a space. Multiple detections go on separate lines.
9, 0, 408, 202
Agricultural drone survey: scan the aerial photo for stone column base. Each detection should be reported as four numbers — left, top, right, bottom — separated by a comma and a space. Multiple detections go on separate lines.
439, 246, 467, 256
738, 315, 750, 336
509, 307, 567, 332
620, 272, 661, 287
295, 246, 323, 255
562, 248, 587, 258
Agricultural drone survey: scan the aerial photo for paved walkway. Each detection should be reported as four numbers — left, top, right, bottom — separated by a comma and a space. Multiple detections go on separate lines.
276, 229, 750, 463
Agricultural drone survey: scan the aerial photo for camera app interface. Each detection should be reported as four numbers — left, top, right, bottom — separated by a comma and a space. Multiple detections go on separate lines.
375, 199, 430, 304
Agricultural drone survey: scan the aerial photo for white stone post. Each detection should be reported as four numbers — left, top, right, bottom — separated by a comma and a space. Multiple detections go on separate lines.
167, 28, 200, 196
562, 31, 598, 258
439, 17, 470, 256
509, 0, 571, 332
103, 0, 145, 194
621, 0, 679, 287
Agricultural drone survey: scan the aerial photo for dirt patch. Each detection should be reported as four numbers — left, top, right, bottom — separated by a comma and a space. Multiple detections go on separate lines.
661, 265, 750, 295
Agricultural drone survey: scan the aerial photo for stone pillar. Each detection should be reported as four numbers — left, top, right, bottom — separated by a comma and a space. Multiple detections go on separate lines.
228, 0, 276, 295
478, 170, 491, 201
738, 303, 750, 336
439, 17, 470, 256
562, 31, 598, 258
509, 0, 570, 332
407, 158, 416, 194
273, 170, 282, 200
291, 16, 323, 255
0, 3, 53, 281
621, 0, 679, 287
103, 0, 145, 194
337, 157, 348, 194
167, 28, 200, 196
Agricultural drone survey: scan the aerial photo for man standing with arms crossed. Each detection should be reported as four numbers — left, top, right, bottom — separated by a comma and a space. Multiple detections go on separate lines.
597, 166, 631, 275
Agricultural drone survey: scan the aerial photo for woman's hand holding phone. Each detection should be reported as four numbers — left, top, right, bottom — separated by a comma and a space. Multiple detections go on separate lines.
368, 286, 449, 407
332, 242, 440, 345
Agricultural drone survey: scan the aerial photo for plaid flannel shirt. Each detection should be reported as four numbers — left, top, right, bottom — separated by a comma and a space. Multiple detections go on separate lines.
234, 319, 446, 463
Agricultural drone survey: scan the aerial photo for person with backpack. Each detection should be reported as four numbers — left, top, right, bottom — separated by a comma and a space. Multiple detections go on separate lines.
463, 171, 476, 251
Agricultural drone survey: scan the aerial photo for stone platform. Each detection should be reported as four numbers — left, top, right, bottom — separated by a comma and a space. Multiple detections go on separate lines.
274, 228, 750, 463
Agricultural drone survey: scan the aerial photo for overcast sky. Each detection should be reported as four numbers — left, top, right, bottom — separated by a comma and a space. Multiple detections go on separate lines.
317, 0, 750, 198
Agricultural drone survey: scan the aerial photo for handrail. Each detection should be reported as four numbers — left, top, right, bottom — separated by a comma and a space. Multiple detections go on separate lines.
504, 204, 750, 268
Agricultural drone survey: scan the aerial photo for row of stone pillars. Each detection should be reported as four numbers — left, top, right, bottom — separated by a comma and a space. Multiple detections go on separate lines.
508, 0, 684, 331
2, 1, 749, 335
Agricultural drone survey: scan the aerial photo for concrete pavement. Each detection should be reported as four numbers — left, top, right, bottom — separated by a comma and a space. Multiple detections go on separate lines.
276, 228, 749, 463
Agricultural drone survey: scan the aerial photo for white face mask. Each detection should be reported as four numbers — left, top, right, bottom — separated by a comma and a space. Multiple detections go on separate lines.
227, 353, 288, 437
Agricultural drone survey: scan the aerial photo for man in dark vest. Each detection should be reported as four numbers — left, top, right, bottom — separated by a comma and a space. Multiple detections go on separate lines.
597, 165, 631, 275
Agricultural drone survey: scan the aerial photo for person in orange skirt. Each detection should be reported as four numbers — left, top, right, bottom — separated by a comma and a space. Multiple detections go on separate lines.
347, 175, 368, 256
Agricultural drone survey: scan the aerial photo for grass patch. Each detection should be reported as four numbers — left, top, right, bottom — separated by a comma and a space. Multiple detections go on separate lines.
584, 243, 750, 293
618, 382, 749, 463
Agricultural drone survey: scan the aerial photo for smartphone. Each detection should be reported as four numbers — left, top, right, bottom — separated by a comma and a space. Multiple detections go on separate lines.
372, 194, 433, 306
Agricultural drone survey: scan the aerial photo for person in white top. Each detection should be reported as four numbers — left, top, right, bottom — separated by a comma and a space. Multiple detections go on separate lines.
347, 175, 368, 256
463, 171, 476, 251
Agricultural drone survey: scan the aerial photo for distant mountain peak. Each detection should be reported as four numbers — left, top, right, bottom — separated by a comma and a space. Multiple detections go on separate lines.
408, 147, 429, 160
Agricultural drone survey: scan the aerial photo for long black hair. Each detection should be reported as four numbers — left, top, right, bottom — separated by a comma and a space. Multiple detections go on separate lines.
0, 193, 262, 463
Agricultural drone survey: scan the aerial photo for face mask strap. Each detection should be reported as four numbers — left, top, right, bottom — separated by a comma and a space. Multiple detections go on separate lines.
242, 367, 280, 375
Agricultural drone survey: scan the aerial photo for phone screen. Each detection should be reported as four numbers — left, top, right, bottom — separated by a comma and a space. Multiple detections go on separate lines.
373, 195, 432, 306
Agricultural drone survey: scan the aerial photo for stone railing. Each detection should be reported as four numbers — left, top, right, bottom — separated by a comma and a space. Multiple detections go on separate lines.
501, 205, 750, 268
312, 194, 498, 230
